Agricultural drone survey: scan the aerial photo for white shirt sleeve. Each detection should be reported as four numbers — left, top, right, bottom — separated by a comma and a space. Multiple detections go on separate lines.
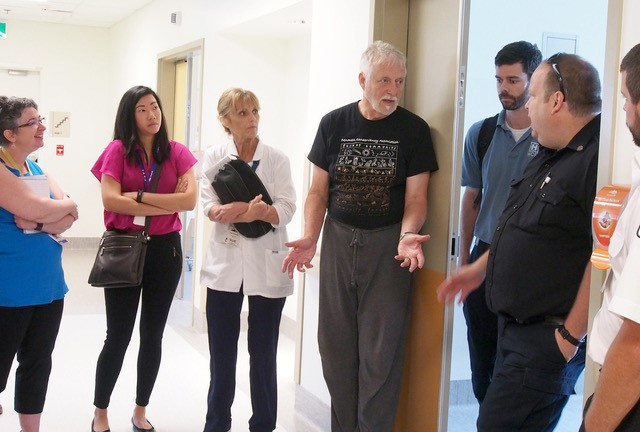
266, 148, 297, 228
199, 147, 223, 218
608, 225, 640, 324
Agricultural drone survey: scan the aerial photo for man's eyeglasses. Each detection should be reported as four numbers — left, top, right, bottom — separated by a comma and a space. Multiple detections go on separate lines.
550, 63, 565, 97
17, 116, 45, 129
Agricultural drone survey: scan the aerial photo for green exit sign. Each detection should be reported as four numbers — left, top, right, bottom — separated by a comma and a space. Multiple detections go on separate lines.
0, 22, 6, 39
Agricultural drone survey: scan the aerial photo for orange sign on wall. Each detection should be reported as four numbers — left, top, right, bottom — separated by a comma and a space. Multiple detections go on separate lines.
591, 184, 631, 270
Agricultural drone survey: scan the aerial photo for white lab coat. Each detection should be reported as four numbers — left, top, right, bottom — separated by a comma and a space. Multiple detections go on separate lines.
200, 138, 296, 298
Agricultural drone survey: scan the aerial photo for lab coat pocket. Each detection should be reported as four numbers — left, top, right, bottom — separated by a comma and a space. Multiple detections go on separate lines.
265, 249, 293, 290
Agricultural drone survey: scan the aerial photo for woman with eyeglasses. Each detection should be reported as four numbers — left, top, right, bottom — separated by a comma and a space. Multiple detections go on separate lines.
90, 86, 197, 432
0, 96, 78, 432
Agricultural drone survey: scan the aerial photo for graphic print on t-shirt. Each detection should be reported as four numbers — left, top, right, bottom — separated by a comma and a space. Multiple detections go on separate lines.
335, 139, 397, 216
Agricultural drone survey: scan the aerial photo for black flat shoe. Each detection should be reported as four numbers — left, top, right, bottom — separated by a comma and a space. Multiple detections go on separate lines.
91, 419, 110, 432
131, 417, 155, 432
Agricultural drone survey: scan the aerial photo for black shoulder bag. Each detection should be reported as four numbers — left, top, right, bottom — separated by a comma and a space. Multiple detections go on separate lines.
211, 158, 274, 239
88, 163, 162, 288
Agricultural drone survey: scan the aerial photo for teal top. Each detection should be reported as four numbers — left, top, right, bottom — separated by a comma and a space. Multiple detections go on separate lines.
0, 159, 68, 307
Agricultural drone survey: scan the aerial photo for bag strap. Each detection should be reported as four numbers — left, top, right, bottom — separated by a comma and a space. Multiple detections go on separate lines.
473, 113, 499, 207
143, 161, 163, 233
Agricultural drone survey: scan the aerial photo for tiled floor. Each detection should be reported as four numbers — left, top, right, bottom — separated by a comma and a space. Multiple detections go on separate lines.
0, 247, 324, 432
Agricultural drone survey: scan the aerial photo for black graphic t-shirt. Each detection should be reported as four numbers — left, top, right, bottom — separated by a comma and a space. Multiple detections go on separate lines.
308, 102, 438, 229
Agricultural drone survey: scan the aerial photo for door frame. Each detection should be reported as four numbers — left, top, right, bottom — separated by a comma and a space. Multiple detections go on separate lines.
157, 39, 205, 315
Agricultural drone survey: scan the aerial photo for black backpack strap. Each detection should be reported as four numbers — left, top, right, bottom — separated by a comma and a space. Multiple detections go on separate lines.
477, 114, 499, 165
473, 113, 499, 206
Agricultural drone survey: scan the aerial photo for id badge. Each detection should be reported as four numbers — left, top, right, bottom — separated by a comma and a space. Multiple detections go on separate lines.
224, 227, 240, 246
133, 215, 145, 227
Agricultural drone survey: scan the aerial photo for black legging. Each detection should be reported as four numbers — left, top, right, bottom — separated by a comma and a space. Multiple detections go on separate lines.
93, 232, 182, 408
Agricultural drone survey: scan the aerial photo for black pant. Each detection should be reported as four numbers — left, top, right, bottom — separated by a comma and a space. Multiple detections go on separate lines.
579, 393, 640, 431
93, 232, 182, 408
478, 316, 585, 431
462, 240, 497, 403
0, 299, 64, 414
204, 288, 285, 432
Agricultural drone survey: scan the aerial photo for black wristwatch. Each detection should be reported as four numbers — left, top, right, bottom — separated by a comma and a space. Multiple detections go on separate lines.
34, 222, 43, 231
558, 324, 583, 346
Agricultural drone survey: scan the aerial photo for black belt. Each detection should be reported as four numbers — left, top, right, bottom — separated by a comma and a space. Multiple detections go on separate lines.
503, 314, 565, 326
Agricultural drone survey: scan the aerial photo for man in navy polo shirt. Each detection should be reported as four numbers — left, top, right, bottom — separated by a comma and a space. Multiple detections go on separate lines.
459, 40, 542, 405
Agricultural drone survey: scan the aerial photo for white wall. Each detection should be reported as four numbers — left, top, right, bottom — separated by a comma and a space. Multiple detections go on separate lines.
612, 0, 640, 184
107, 0, 309, 153
0, 21, 112, 237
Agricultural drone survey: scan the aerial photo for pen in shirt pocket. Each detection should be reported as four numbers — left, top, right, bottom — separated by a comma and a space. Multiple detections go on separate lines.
540, 172, 551, 190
